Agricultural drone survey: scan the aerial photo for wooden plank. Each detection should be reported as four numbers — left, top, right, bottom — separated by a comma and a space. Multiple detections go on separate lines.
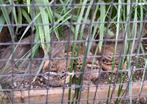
1, 81, 147, 104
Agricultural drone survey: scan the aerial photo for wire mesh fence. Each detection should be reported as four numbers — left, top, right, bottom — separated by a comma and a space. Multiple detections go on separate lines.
0, 0, 147, 104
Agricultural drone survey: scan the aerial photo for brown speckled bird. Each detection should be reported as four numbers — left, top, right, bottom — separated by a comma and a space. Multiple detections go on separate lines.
99, 44, 126, 72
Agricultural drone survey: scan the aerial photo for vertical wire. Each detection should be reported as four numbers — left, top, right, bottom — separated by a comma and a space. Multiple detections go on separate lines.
45, 1, 55, 104
86, 1, 97, 103
10, 1, 15, 104
28, 0, 36, 103
60, 1, 72, 102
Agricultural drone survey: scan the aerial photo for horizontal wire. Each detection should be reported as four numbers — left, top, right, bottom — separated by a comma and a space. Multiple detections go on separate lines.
0, 2, 147, 7
0, 52, 146, 61
1, 20, 147, 27
0, 66, 145, 77
0, 36, 147, 45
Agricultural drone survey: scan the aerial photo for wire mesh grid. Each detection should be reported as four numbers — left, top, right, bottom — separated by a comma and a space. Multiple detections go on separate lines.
0, 0, 147, 104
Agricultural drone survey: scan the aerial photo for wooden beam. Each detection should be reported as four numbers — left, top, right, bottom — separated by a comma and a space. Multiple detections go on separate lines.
1, 81, 147, 104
